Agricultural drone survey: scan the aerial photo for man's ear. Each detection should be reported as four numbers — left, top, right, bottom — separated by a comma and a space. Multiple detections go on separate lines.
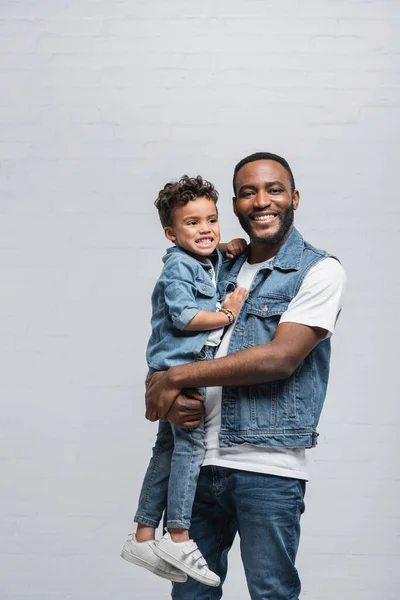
164, 227, 176, 243
292, 190, 300, 211
232, 196, 238, 216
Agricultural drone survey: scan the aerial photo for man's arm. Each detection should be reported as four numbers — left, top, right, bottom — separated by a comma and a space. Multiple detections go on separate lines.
145, 322, 326, 422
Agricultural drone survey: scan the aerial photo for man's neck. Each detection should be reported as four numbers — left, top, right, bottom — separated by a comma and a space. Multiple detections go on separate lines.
247, 228, 292, 265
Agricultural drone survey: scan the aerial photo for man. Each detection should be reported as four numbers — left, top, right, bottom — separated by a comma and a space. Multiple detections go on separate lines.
145, 152, 346, 599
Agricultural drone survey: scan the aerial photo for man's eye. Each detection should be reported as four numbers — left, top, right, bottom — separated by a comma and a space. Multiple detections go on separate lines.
271, 188, 283, 194
242, 191, 254, 197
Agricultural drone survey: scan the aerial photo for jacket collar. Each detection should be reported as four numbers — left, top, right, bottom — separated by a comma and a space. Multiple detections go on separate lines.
163, 245, 223, 273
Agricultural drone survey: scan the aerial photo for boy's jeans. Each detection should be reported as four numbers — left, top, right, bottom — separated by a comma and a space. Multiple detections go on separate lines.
172, 466, 306, 600
134, 345, 215, 530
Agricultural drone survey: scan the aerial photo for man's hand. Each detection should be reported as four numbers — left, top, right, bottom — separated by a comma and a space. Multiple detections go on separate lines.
165, 390, 205, 428
145, 371, 205, 427
145, 371, 182, 422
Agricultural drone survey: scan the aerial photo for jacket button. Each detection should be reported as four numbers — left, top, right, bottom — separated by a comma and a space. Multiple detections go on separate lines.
263, 303, 268, 312
202, 285, 206, 291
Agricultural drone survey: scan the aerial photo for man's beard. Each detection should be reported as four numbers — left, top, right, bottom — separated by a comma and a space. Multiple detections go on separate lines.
237, 203, 294, 246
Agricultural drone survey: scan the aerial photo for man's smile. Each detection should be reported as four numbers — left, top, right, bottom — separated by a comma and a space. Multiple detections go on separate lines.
251, 212, 279, 223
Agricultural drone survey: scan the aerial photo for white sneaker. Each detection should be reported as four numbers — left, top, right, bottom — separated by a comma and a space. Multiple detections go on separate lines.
121, 534, 188, 583
154, 532, 220, 587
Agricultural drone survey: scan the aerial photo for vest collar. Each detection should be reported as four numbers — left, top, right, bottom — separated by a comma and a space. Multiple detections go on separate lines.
227, 226, 304, 282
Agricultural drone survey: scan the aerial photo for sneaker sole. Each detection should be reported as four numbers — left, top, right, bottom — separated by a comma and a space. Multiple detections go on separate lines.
153, 545, 220, 587
120, 549, 187, 583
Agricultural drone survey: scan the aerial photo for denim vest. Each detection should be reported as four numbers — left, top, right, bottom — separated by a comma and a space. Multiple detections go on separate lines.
216, 227, 337, 449
146, 247, 223, 371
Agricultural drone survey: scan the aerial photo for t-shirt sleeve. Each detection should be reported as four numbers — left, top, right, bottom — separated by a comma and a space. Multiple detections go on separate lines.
163, 260, 203, 331
279, 257, 347, 336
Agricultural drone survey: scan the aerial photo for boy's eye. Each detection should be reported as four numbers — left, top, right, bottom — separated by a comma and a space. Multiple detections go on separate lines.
187, 220, 197, 225
209, 218, 217, 223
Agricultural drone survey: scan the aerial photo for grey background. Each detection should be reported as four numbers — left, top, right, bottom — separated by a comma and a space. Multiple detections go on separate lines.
1, 0, 399, 598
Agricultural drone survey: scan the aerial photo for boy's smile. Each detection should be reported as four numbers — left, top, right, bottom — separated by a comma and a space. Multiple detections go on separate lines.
164, 196, 220, 262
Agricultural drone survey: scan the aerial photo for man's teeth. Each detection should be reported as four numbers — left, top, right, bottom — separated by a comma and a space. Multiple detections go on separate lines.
253, 214, 277, 221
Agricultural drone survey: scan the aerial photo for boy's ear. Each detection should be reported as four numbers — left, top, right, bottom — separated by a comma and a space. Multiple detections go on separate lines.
164, 227, 176, 243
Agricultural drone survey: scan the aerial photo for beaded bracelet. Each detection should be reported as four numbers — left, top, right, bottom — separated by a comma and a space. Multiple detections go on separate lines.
219, 307, 235, 324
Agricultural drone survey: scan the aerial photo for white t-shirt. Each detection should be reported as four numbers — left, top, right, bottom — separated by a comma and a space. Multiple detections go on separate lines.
203, 257, 347, 481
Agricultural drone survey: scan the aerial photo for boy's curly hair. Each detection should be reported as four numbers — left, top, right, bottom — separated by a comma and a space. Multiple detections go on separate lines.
155, 175, 219, 228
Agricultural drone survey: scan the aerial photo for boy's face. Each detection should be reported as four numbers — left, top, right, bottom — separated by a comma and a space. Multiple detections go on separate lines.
164, 196, 220, 262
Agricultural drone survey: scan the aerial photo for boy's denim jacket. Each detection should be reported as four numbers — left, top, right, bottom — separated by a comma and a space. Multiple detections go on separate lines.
146, 247, 223, 371
216, 227, 337, 449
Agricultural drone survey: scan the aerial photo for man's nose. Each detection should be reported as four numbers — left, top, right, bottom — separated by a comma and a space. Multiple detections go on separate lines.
253, 192, 271, 209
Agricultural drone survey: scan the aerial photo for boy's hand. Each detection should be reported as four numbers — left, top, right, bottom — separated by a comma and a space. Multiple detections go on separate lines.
224, 238, 248, 259
223, 286, 247, 318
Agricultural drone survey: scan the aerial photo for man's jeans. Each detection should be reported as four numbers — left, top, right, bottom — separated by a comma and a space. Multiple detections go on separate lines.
134, 345, 215, 530
172, 466, 306, 600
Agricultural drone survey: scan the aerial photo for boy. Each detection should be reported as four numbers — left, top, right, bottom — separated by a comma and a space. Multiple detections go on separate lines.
121, 175, 246, 586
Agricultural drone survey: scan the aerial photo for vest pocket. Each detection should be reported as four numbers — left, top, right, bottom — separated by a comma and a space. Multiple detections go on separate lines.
246, 296, 290, 317
243, 297, 290, 348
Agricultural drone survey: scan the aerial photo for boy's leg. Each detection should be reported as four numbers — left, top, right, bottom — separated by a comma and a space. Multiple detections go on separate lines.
153, 423, 220, 587
165, 347, 214, 531
165, 422, 206, 530
123, 420, 188, 583
134, 420, 174, 529
171, 466, 237, 600
233, 471, 306, 600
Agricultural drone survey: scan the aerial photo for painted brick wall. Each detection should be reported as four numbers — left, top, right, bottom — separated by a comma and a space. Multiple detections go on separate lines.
0, 1, 399, 598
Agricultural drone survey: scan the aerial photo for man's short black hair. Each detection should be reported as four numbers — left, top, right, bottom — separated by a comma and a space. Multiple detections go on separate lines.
155, 175, 218, 228
233, 152, 296, 195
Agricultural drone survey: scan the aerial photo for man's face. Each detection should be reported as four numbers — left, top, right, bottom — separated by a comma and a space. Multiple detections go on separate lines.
233, 160, 299, 246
